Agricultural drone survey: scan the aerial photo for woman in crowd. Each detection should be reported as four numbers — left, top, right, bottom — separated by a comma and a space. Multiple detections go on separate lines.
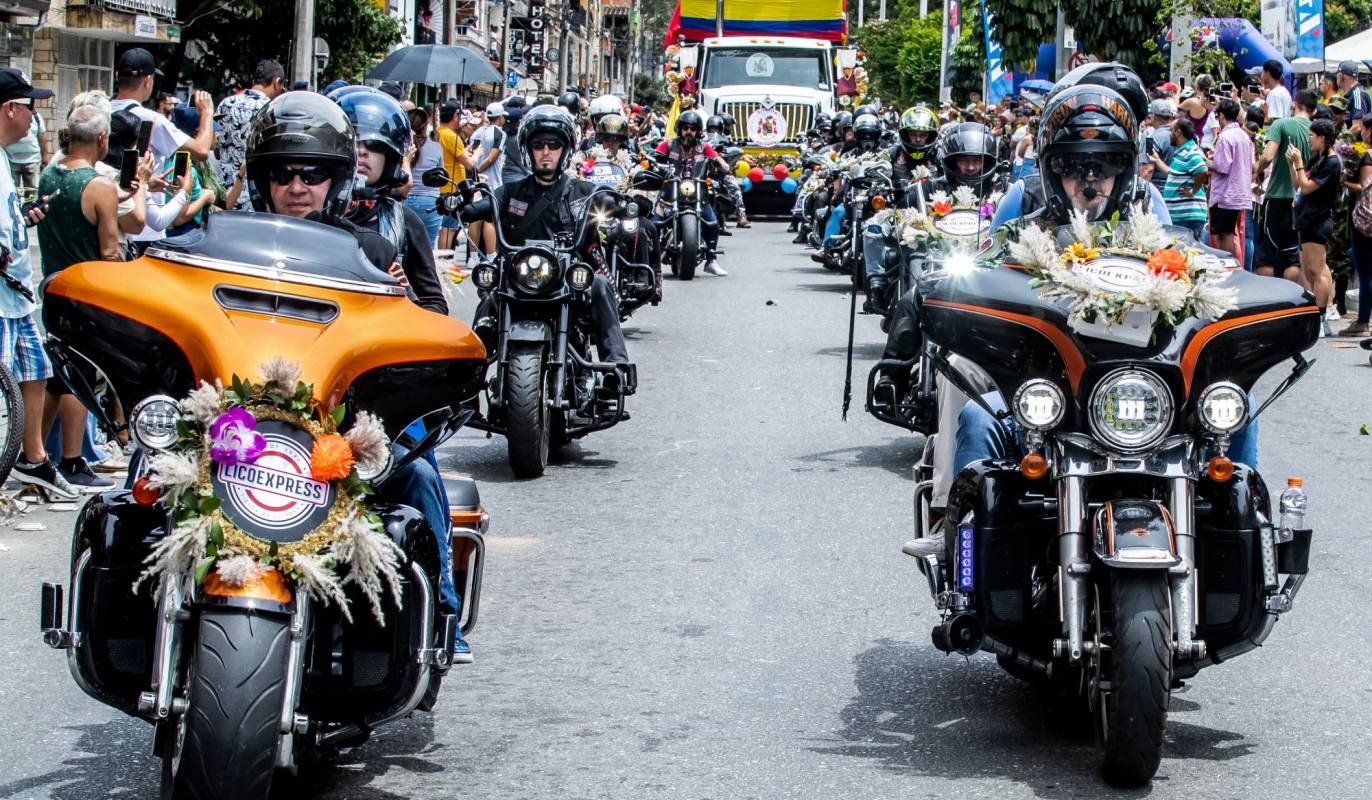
1340, 113, 1372, 337
403, 106, 443, 248
1288, 118, 1343, 335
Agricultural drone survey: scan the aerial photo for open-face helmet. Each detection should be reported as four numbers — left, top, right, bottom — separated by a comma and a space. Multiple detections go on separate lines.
595, 112, 630, 145
675, 110, 704, 147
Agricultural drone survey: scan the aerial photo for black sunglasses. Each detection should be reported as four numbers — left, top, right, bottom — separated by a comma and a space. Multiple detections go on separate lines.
268, 164, 331, 186
529, 139, 563, 151
1049, 154, 1130, 180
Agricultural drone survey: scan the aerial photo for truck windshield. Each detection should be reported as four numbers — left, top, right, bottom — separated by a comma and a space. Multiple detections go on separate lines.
702, 48, 829, 90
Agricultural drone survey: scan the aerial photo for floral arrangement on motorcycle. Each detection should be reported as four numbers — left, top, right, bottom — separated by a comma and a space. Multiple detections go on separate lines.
135, 357, 404, 622
874, 175, 1003, 253
1009, 204, 1239, 345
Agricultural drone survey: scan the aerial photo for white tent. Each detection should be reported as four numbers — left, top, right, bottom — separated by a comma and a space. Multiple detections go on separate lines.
1325, 28, 1372, 73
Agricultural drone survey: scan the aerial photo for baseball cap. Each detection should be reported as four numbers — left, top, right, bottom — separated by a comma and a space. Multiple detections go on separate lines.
324, 79, 350, 94
1160, 81, 1180, 94
170, 105, 200, 138
1149, 99, 1176, 118
1337, 61, 1362, 78
1327, 94, 1349, 113
116, 48, 162, 77
0, 67, 53, 104
377, 81, 404, 100
485, 102, 506, 118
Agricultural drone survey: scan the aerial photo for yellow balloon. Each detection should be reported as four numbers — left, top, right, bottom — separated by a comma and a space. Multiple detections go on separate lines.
735, 160, 751, 178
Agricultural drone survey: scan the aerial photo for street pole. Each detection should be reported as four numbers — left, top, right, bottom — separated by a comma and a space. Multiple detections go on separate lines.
918, 0, 925, 18
291, 0, 315, 87
938, 0, 949, 102
716, 0, 723, 36
857, 0, 863, 28
561, 1, 572, 92
880, 0, 887, 21
445, 0, 456, 100
500, 0, 512, 76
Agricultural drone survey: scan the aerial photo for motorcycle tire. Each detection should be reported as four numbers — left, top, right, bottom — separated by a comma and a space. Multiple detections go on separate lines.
677, 214, 699, 281
505, 343, 550, 479
0, 365, 23, 487
165, 608, 291, 800
1098, 572, 1172, 788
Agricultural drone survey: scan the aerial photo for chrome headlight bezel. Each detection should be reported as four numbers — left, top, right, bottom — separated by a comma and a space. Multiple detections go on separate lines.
1197, 381, 1248, 434
131, 395, 182, 451
1088, 368, 1175, 453
509, 247, 560, 294
1012, 379, 1067, 432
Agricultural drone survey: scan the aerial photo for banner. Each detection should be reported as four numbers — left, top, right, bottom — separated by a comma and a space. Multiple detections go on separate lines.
527, 0, 548, 81
983, 6, 1014, 104
664, 0, 848, 46
1294, 0, 1323, 62
1261, 0, 1297, 60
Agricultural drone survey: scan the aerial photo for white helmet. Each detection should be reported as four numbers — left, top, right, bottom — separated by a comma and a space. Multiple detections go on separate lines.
588, 95, 624, 118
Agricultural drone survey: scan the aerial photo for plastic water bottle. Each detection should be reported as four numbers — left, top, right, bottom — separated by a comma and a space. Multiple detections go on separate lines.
1278, 478, 1307, 530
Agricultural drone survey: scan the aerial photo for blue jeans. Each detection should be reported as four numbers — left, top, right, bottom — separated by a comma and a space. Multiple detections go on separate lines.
47, 411, 109, 464
404, 194, 442, 248
1353, 229, 1372, 325
863, 220, 889, 281
377, 444, 459, 617
952, 392, 1259, 478
825, 202, 847, 244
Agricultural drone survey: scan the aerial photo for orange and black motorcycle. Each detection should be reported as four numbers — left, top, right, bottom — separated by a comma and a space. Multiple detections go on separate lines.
36, 212, 489, 797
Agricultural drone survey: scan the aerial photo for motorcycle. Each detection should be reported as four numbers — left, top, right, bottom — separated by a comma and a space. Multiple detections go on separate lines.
425, 169, 637, 479
903, 234, 1318, 785
36, 211, 490, 797
598, 195, 661, 321
645, 153, 717, 281
828, 159, 894, 290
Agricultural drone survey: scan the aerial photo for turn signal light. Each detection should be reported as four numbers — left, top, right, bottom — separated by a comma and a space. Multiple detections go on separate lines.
1020, 452, 1048, 480
1206, 455, 1235, 482
871, 194, 887, 210
132, 476, 161, 506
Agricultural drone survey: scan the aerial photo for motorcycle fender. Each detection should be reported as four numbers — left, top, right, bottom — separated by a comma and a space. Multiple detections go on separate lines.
1091, 500, 1181, 569
507, 319, 553, 344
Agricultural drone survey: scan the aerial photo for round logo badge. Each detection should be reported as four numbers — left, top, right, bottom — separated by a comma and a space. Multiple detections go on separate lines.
1075, 256, 1153, 293
746, 107, 787, 146
211, 420, 335, 543
931, 209, 983, 239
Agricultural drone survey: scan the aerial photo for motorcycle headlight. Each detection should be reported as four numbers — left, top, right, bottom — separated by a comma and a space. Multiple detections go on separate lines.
568, 264, 594, 291
473, 263, 498, 290
1198, 381, 1248, 434
1012, 379, 1066, 432
511, 249, 558, 293
679, 179, 697, 198
621, 217, 639, 234
1089, 369, 1174, 453
132, 395, 182, 451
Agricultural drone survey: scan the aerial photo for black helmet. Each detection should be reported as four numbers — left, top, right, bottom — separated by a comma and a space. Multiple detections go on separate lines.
939, 122, 999, 196
1037, 84, 1139, 221
833, 111, 854, 136
519, 104, 578, 173
1048, 62, 1150, 128
246, 91, 357, 220
676, 110, 704, 147
853, 113, 883, 150
705, 114, 725, 133
333, 88, 410, 189
556, 91, 582, 116
719, 113, 737, 137
504, 94, 529, 111
854, 104, 878, 119
814, 112, 834, 133
898, 106, 940, 161
596, 112, 630, 143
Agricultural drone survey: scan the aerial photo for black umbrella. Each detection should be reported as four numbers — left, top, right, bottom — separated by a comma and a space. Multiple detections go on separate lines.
366, 44, 502, 86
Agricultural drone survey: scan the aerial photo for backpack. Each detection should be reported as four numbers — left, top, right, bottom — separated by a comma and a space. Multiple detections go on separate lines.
1353, 175, 1372, 238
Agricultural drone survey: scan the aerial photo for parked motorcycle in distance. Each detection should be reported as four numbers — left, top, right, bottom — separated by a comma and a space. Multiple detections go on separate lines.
36, 211, 490, 798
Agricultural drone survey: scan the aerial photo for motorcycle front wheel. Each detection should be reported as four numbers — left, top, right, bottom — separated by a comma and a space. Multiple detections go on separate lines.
505, 343, 550, 478
1098, 571, 1172, 787
677, 213, 699, 281
164, 608, 291, 800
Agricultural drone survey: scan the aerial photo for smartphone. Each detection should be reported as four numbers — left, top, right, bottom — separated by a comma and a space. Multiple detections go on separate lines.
135, 120, 154, 155
172, 150, 190, 182
1145, 138, 1156, 156
119, 149, 139, 189
1220, 82, 1233, 94
21, 189, 56, 216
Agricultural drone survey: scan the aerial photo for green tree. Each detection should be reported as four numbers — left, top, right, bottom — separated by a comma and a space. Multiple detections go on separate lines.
1059, 0, 1163, 70
851, 8, 946, 107
981, 0, 1054, 72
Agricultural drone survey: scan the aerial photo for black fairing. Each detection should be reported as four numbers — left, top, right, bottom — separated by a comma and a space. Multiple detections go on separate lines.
44, 295, 197, 407
344, 361, 486, 440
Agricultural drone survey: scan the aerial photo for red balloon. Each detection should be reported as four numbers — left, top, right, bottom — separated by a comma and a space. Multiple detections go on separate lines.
748, 167, 765, 183
772, 164, 789, 180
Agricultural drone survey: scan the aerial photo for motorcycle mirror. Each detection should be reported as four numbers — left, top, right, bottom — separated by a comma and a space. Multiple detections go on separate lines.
421, 167, 451, 188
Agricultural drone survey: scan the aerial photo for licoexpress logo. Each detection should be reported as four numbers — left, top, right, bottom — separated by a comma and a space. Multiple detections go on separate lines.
211, 420, 335, 543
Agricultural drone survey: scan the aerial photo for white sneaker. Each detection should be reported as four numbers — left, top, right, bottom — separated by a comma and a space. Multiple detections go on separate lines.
902, 526, 946, 559
1326, 306, 1342, 321
704, 260, 728, 276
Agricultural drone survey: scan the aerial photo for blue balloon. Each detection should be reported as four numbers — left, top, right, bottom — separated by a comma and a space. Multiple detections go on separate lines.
740, 178, 753, 192
781, 176, 798, 194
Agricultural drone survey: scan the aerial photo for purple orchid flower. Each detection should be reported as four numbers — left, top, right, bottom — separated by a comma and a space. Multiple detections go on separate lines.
980, 202, 996, 219
209, 407, 266, 466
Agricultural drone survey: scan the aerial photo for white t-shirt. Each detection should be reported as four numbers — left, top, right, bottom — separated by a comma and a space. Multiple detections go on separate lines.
0, 156, 36, 318
470, 124, 505, 188
1265, 85, 1292, 120
110, 98, 190, 164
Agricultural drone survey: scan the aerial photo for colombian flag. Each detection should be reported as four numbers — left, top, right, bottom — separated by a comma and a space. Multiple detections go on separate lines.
664, 0, 848, 46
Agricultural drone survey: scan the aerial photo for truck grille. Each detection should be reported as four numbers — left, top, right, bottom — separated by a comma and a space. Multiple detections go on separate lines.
719, 102, 815, 144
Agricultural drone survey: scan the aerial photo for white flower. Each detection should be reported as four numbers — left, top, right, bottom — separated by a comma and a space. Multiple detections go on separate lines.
912, 165, 931, 181
1121, 204, 1169, 253
952, 185, 977, 207
180, 381, 223, 426
1069, 208, 1095, 247
259, 356, 303, 391
146, 451, 199, 498
136, 516, 211, 589
290, 553, 349, 620
1190, 270, 1240, 319
334, 512, 405, 624
987, 189, 1004, 207
1138, 273, 1190, 314
928, 190, 950, 206
1009, 224, 1060, 271
344, 411, 390, 473
215, 554, 267, 587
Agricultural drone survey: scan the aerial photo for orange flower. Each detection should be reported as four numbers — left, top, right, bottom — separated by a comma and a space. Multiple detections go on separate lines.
311, 434, 355, 482
932, 201, 952, 216
1148, 248, 1188, 280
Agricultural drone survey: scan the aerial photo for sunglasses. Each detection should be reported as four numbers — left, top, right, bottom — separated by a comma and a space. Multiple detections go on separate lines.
529, 139, 563, 151
1049, 154, 1130, 180
268, 164, 331, 186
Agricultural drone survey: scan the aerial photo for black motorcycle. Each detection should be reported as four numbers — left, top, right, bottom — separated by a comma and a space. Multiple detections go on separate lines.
599, 194, 660, 320
426, 169, 636, 479
644, 153, 717, 281
903, 238, 1318, 785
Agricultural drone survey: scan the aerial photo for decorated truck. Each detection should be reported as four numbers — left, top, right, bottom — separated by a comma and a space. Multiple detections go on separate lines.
664, 0, 853, 198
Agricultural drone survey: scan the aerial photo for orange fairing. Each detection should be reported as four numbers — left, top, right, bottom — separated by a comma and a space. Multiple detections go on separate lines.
44, 255, 486, 409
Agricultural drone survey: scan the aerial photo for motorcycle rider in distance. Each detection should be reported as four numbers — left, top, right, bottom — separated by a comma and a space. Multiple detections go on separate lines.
334, 87, 446, 313
582, 94, 624, 152
653, 110, 731, 276
242, 91, 472, 660
462, 105, 634, 389
902, 69, 1256, 561
704, 113, 751, 230
817, 113, 886, 260
891, 106, 942, 184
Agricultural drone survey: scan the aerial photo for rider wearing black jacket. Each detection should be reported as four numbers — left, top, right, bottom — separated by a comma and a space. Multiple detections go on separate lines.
462, 105, 631, 373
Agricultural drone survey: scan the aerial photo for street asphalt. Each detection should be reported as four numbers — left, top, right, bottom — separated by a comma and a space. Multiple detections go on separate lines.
1, 221, 1370, 799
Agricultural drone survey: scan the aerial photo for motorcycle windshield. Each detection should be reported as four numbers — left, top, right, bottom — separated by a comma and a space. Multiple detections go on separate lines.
920, 262, 1318, 405
151, 211, 401, 291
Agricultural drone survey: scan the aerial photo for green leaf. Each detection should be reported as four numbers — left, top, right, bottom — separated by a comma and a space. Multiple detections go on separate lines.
1361, 424, 1369, 436
209, 520, 224, 548
194, 557, 216, 584
268, 540, 279, 558
199, 495, 222, 515
330, 404, 347, 425
206, 541, 219, 558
